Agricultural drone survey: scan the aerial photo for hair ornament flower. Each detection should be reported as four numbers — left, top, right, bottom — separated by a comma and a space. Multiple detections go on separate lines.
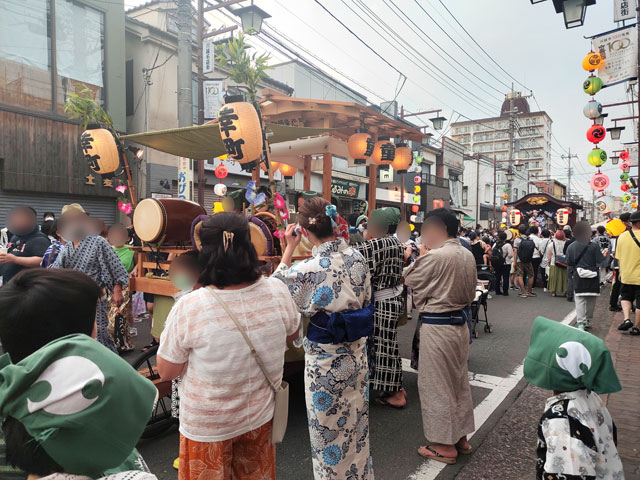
325, 204, 338, 228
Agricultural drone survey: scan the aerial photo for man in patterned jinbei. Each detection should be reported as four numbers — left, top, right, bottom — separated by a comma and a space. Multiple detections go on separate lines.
356, 207, 407, 409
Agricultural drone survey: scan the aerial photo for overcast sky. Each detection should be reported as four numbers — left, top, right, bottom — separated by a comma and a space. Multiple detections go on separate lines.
126, 0, 637, 199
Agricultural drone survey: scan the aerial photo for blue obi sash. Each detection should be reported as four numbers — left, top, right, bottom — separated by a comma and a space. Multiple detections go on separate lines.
307, 303, 375, 344
420, 306, 472, 326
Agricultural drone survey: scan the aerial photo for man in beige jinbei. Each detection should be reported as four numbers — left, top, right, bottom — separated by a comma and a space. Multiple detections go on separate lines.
404, 208, 477, 465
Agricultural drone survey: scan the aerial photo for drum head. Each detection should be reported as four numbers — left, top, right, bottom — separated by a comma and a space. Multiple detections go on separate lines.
134, 199, 164, 243
249, 217, 273, 256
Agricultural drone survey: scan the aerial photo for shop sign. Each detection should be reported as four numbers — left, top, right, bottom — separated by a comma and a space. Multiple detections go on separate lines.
592, 25, 638, 87
203, 39, 215, 73
614, 0, 635, 22
331, 178, 360, 198
272, 117, 305, 127
177, 157, 193, 201
203, 80, 224, 120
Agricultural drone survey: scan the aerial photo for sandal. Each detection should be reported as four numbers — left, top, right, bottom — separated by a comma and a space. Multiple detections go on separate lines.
141, 339, 159, 352
376, 396, 405, 409
417, 446, 457, 464
630, 327, 640, 336
618, 319, 633, 331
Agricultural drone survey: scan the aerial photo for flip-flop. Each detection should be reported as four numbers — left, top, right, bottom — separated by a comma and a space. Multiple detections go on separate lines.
457, 445, 473, 455
418, 446, 457, 464
630, 327, 640, 336
375, 396, 405, 409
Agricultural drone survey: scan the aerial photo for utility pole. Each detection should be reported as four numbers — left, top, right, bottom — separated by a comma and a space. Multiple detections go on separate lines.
196, 0, 205, 207
637, 4, 640, 209
475, 153, 480, 228
493, 155, 497, 228
507, 84, 515, 203
561, 148, 578, 200
177, 0, 193, 200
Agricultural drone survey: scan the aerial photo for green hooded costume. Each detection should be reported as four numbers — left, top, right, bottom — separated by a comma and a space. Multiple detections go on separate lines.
524, 317, 621, 394
369, 207, 401, 229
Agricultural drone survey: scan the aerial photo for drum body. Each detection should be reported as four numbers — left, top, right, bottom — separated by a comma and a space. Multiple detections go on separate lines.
134, 198, 206, 245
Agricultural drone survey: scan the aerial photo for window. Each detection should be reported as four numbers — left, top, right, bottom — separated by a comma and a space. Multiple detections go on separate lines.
0, 0, 105, 113
462, 186, 468, 206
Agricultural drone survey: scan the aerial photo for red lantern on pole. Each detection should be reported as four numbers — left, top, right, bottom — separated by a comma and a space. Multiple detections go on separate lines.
586, 124, 606, 144
215, 164, 228, 179
621, 183, 631, 192
620, 150, 630, 160
411, 204, 419, 213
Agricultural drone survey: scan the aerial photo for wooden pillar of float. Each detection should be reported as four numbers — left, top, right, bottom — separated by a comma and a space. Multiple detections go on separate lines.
303, 155, 311, 191
322, 152, 332, 201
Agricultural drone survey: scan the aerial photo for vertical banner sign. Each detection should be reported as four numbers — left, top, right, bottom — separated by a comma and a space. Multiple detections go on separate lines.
177, 157, 193, 201
614, 0, 635, 22
203, 39, 215, 74
203, 79, 224, 120
592, 25, 638, 87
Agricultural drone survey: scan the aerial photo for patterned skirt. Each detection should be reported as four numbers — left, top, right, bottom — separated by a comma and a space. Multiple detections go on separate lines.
369, 296, 403, 392
97, 299, 117, 353
108, 287, 135, 353
304, 338, 373, 480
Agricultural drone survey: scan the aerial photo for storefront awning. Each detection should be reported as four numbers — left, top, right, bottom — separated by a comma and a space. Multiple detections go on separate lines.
121, 123, 333, 160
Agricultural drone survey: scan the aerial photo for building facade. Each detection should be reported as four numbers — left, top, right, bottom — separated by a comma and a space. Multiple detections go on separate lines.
0, 0, 126, 225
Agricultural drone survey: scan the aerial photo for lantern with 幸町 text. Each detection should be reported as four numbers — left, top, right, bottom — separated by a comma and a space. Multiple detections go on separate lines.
556, 208, 569, 226
279, 163, 298, 179
215, 164, 228, 179
214, 183, 227, 196
411, 204, 419, 213
583, 100, 603, 119
620, 150, 630, 160
348, 132, 374, 165
81, 129, 120, 175
218, 102, 263, 164
590, 173, 609, 191
621, 183, 631, 192
392, 143, 412, 173
586, 124, 606, 144
588, 148, 607, 167
508, 209, 521, 226
582, 52, 603, 72
583, 76, 603, 95
370, 137, 396, 165
622, 193, 632, 202
621, 173, 630, 181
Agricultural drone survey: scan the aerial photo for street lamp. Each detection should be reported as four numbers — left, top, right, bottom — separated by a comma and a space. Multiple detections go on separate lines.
430, 115, 447, 130
233, 4, 270, 34
594, 113, 609, 126
530, 0, 546, 3
611, 155, 620, 165
608, 124, 626, 140
552, 0, 596, 29
506, 169, 515, 182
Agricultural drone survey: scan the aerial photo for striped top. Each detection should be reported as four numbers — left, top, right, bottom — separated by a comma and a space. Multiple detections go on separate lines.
158, 278, 299, 442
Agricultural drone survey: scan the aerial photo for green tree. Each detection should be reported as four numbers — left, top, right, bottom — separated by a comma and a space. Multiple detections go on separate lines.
63, 85, 115, 132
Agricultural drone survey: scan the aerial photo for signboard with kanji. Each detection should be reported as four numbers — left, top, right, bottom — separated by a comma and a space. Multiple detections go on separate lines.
331, 178, 360, 198
177, 157, 193, 201
593, 25, 638, 87
203, 79, 223, 120
613, 0, 635, 22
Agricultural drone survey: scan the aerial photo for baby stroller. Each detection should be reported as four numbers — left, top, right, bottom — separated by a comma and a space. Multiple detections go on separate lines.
472, 265, 494, 338
476, 264, 496, 292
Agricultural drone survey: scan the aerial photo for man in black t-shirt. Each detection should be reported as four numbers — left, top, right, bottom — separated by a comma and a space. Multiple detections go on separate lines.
0, 206, 50, 284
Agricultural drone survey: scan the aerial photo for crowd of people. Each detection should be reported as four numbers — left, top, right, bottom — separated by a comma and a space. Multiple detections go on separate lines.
0, 198, 628, 480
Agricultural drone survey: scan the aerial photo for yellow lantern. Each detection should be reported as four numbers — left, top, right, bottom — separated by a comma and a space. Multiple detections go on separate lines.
414, 185, 421, 194
633, 202, 638, 209
218, 102, 263, 164
81, 128, 120, 175
556, 208, 569, 226
582, 52, 603, 72
279, 163, 298, 179
391, 143, 412, 173
213, 201, 224, 213
409, 224, 415, 232
261, 160, 280, 173
370, 137, 396, 165
508, 209, 521, 226
502, 193, 508, 199
347, 132, 374, 165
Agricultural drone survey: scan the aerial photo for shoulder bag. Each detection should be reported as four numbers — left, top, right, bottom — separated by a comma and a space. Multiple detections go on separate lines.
210, 289, 289, 445
629, 230, 640, 249
574, 243, 596, 279
554, 241, 568, 268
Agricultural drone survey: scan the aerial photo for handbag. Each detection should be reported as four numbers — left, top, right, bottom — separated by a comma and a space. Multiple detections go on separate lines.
554, 242, 567, 268
210, 290, 289, 445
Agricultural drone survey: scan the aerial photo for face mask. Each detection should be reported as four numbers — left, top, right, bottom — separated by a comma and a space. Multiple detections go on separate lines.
62, 224, 87, 243
171, 274, 196, 292
44, 216, 54, 222
358, 224, 366, 233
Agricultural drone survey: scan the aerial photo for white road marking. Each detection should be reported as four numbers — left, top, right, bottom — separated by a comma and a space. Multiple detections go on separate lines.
406, 310, 577, 479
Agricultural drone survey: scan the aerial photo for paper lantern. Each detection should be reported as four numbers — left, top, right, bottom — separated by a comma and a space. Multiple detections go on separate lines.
215, 164, 228, 179
582, 52, 603, 71
621, 183, 631, 192
621, 173, 630, 181
586, 124, 606, 144
413, 195, 420, 203
502, 193, 508, 199
583, 100, 603, 119
623, 193, 632, 202
508, 209, 521, 226
620, 161, 631, 171
80, 129, 120, 175
415, 156, 423, 164
583, 76, 603, 95
392, 143, 412, 173
556, 208, 569, 226
590, 173, 609, 191
370, 138, 396, 165
409, 224, 415, 232
218, 102, 263, 163
261, 160, 281, 173
414, 175, 421, 184
413, 186, 421, 194
596, 196, 614, 214
633, 202, 638, 209
411, 204, 419, 213
501, 205, 508, 212
213, 183, 227, 196
347, 132, 374, 165
503, 187, 508, 193
587, 148, 607, 167
279, 163, 298, 179
620, 150, 630, 160
213, 201, 224, 213
500, 223, 506, 228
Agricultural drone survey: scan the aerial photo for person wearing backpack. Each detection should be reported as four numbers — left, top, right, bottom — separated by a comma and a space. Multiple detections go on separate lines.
492, 231, 513, 296
513, 225, 536, 298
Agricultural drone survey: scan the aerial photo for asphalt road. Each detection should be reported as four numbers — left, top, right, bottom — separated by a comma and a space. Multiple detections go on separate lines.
133, 288, 576, 480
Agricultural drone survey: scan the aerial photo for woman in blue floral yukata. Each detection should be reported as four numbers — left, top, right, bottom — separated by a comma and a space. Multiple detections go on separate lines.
273, 197, 374, 480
